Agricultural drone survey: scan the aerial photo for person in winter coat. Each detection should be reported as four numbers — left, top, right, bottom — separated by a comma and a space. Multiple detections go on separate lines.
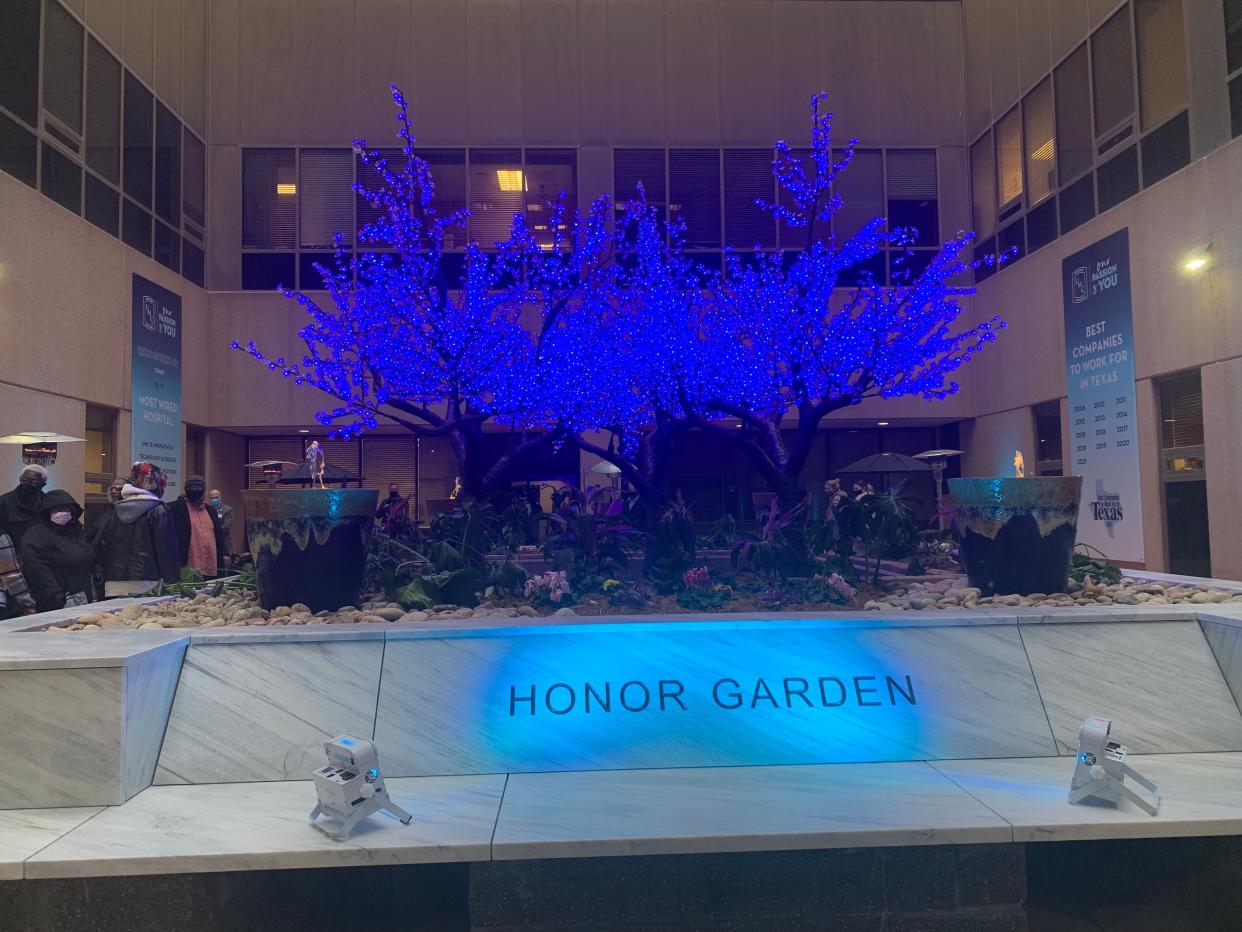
0, 464, 49, 548
169, 475, 229, 577
93, 462, 181, 597
19, 490, 97, 613
0, 530, 37, 617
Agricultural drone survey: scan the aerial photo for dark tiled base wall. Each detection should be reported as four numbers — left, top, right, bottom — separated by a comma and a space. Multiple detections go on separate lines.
2, 837, 1240, 932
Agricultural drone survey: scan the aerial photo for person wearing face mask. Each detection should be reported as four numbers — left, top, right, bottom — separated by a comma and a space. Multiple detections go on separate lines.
208, 489, 235, 558
93, 462, 181, 596
19, 490, 97, 613
0, 465, 49, 548
375, 483, 412, 537
169, 475, 229, 577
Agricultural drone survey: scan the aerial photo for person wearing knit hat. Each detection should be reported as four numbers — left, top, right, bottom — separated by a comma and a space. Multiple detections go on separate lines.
0, 464, 49, 548
92, 462, 181, 596
128, 461, 168, 497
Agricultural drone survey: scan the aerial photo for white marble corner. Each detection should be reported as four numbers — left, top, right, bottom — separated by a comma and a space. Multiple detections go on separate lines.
122, 640, 188, 799
0, 629, 188, 670
930, 753, 1242, 842
0, 666, 125, 808
154, 640, 385, 784
0, 806, 103, 880
491, 761, 1012, 861
1020, 621, 1242, 755
1201, 620, 1242, 710
25, 775, 506, 879
374, 623, 1058, 777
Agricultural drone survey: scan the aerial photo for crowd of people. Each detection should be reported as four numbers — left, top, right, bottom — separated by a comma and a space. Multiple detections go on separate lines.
0, 463, 236, 618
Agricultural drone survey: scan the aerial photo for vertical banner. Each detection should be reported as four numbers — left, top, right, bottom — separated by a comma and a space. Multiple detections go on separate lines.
1062, 228, 1144, 562
131, 274, 183, 498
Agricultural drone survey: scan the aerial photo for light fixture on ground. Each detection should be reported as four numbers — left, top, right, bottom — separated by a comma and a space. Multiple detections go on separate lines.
1182, 243, 1211, 273
1068, 715, 1160, 815
309, 735, 412, 840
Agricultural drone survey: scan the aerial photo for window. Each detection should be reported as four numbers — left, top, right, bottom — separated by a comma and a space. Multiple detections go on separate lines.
723, 149, 776, 249
182, 129, 205, 235
362, 437, 418, 502
40, 142, 80, 214
1026, 198, 1058, 254
84, 405, 117, 496
299, 148, 353, 248
970, 131, 996, 237
996, 107, 1023, 217
1232, 76, 1242, 138
123, 72, 153, 207
1033, 401, 1063, 476
1, 0, 40, 127
241, 253, 294, 291
242, 148, 296, 248
1023, 79, 1056, 207
834, 149, 885, 285
524, 149, 576, 251
669, 149, 722, 250
1158, 370, 1209, 576
1054, 44, 1093, 184
0, 111, 38, 187
154, 221, 180, 272
1091, 8, 1136, 149
182, 241, 205, 288
1059, 173, 1095, 233
1161, 371, 1204, 450
41, 0, 84, 141
614, 148, 667, 240
84, 172, 118, 234
885, 149, 938, 246
1141, 110, 1190, 186
776, 148, 813, 248
121, 198, 151, 255
1228, 0, 1242, 75
85, 37, 121, 183
154, 103, 181, 227
468, 148, 523, 247
1136, 0, 1187, 130
416, 439, 457, 517
1096, 145, 1139, 211
418, 149, 467, 250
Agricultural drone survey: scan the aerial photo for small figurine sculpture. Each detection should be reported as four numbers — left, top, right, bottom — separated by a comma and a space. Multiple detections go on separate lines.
305, 440, 325, 489
450, 476, 462, 500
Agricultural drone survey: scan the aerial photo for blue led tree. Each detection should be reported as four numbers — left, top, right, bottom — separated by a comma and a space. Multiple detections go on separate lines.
235, 86, 617, 499
587, 94, 1005, 509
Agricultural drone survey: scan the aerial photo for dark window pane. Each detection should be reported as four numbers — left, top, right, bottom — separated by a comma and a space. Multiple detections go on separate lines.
723, 149, 776, 248
1059, 173, 1096, 233
998, 218, 1026, 265
0, 111, 38, 186
182, 241, 205, 287
1141, 110, 1190, 187
122, 198, 152, 255
1232, 75, 1242, 139
85, 37, 121, 182
40, 143, 81, 213
42, 0, 84, 135
1224, 0, 1242, 76
1054, 44, 1093, 183
154, 102, 181, 226
1092, 8, 1136, 140
299, 148, 353, 248
84, 173, 118, 235
154, 221, 180, 272
525, 148, 576, 251
298, 252, 336, 290
123, 72, 153, 207
354, 147, 406, 245
886, 149, 938, 246
834, 148, 884, 243
1026, 197, 1058, 254
417, 149, 467, 249
241, 252, 295, 290
669, 149, 721, 249
889, 248, 937, 283
613, 148, 667, 216
439, 251, 467, 289
837, 250, 886, 287
182, 128, 205, 233
973, 235, 997, 283
467, 148, 522, 246
1160, 370, 1204, 448
242, 148, 296, 248
1097, 145, 1139, 212
688, 250, 722, 285
0, 0, 40, 126
1034, 400, 1063, 466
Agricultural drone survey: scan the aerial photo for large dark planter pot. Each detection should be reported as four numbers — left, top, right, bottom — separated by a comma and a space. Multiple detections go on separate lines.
948, 477, 1083, 597
243, 489, 379, 612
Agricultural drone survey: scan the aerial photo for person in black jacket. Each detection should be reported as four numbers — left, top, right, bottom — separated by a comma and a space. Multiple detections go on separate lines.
0, 464, 48, 548
93, 462, 181, 597
168, 475, 229, 577
19, 490, 97, 613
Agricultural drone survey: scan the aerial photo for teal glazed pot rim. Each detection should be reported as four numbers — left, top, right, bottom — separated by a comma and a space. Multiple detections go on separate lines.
948, 476, 1083, 509
242, 488, 379, 521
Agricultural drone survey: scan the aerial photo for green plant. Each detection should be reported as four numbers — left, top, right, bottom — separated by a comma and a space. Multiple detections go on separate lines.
1070, 543, 1122, 585
540, 486, 645, 585
483, 557, 530, 600
803, 572, 857, 605
154, 563, 258, 598
837, 482, 921, 584
643, 493, 697, 593
731, 501, 813, 580
699, 513, 737, 550
601, 577, 649, 609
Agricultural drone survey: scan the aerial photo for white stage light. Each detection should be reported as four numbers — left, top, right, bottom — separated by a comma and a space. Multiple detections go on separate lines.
309, 735, 413, 839
1068, 716, 1160, 816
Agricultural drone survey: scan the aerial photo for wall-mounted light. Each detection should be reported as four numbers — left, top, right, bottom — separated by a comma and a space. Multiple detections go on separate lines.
877, 421, 889, 427
276, 183, 297, 196
1182, 243, 1211, 273
298, 429, 310, 434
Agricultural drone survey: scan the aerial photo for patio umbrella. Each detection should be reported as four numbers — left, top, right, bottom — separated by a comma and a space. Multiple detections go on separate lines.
837, 452, 933, 475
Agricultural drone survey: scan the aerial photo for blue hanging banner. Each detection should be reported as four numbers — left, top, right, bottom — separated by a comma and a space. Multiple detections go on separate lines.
130, 274, 183, 498
1062, 228, 1144, 562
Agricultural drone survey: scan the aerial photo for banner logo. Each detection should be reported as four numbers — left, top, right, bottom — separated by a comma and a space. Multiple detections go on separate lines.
1071, 267, 1089, 304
